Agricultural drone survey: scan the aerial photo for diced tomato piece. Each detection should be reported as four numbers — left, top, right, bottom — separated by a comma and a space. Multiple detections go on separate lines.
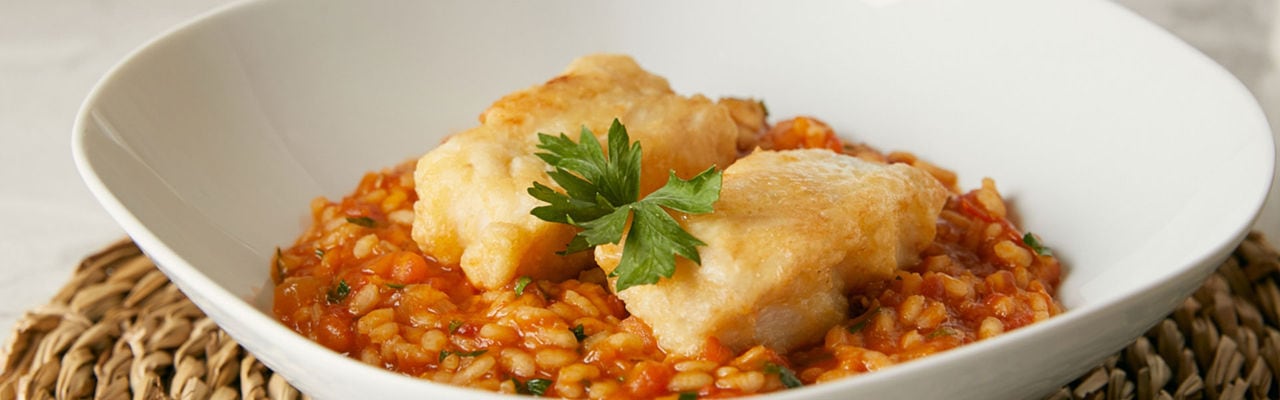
625, 361, 673, 398
761, 117, 844, 152
316, 313, 355, 353
273, 276, 327, 328
389, 252, 430, 284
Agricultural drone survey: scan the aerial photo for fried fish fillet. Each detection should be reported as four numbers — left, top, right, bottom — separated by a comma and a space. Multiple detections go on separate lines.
595, 149, 949, 356
412, 54, 746, 290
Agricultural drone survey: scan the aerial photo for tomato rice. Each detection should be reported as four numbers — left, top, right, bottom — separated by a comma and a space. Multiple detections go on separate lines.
271, 116, 1063, 398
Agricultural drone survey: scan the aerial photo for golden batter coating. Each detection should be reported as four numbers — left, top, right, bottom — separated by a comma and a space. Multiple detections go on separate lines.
595, 149, 949, 356
412, 54, 746, 289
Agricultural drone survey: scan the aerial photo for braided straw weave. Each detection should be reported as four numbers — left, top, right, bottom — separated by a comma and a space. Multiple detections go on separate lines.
1, 234, 1278, 399
0, 240, 305, 400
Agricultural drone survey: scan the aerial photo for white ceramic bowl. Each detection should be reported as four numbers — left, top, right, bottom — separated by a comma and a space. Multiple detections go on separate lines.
73, 0, 1274, 398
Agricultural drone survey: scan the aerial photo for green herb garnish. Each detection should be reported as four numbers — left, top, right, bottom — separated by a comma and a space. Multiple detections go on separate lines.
571, 324, 587, 342
927, 327, 956, 339
314, 248, 325, 259
1022, 232, 1053, 256
514, 276, 533, 296
327, 280, 350, 303
512, 377, 552, 396
385, 283, 405, 289
678, 393, 699, 400
526, 119, 722, 291
764, 362, 803, 389
448, 320, 463, 334
346, 216, 376, 228
438, 349, 487, 363
847, 307, 880, 334
273, 247, 286, 282
848, 319, 870, 334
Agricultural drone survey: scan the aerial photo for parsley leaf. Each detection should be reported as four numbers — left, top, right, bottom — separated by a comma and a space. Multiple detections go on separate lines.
847, 319, 870, 334
513, 377, 552, 396
1022, 232, 1053, 256
644, 169, 722, 214
764, 362, 803, 389
514, 276, 533, 296
438, 349, 487, 363
346, 216, 376, 228
848, 307, 881, 334
327, 280, 350, 303
571, 324, 587, 342
273, 247, 286, 283
448, 320, 463, 334
678, 393, 699, 400
927, 327, 956, 339
527, 119, 721, 291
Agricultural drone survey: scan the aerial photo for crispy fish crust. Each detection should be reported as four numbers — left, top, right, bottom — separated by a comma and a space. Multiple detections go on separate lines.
595, 149, 949, 356
412, 54, 744, 289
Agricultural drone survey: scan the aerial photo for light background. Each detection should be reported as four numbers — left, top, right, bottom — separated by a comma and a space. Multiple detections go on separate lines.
1, 0, 1277, 345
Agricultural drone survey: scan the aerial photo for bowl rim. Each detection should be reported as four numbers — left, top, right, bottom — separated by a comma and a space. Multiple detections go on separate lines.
70, 0, 1276, 398
71, 0, 502, 397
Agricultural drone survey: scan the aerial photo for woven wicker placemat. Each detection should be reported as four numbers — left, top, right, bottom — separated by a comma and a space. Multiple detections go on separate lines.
1, 234, 1278, 400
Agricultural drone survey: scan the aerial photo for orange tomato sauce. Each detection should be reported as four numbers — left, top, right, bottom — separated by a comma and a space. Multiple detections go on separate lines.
272, 117, 1062, 398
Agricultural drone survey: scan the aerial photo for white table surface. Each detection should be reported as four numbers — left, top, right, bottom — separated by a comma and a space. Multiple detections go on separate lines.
2, 0, 1278, 347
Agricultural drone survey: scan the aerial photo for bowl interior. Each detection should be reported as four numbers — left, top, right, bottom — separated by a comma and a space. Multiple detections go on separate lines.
74, 0, 1274, 398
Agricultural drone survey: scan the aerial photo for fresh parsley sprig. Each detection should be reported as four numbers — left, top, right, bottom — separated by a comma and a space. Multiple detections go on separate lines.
526, 119, 721, 291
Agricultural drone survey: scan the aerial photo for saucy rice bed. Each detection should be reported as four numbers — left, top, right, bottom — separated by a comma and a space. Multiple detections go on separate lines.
271, 116, 1063, 399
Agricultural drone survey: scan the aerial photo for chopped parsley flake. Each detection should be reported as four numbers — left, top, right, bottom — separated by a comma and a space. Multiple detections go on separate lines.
273, 247, 286, 282
326, 280, 350, 303
1022, 232, 1053, 256
848, 319, 870, 334
514, 276, 533, 296
438, 349, 487, 363
385, 283, 405, 289
848, 307, 880, 334
513, 377, 552, 396
764, 362, 803, 389
571, 324, 587, 342
448, 320, 463, 334
927, 327, 956, 339
678, 393, 698, 400
346, 216, 376, 228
